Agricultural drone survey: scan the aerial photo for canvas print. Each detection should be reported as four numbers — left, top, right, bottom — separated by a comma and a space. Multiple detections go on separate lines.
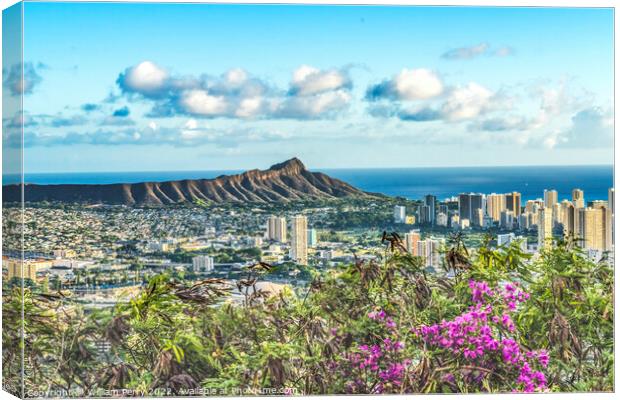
1, 2, 614, 397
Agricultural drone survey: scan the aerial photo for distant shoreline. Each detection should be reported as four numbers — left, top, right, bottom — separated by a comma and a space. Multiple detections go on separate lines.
2, 164, 613, 205
2, 164, 613, 185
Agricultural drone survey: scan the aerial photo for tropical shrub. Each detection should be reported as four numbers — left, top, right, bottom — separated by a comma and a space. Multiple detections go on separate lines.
2, 234, 613, 396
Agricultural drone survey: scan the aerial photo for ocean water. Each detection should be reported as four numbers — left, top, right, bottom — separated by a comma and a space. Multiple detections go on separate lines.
4, 165, 614, 204
322, 165, 614, 203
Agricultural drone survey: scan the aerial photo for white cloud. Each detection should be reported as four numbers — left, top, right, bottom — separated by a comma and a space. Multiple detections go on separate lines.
367, 68, 502, 123
118, 61, 169, 95
236, 97, 263, 118
290, 65, 351, 96
180, 89, 228, 116
441, 82, 493, 121
275, 89, 351, 119
553, 107, 613, 148
367, 68, 444, 101
394, 69, 444, 100
225, 68, 248, 86
292, 65, 318, 83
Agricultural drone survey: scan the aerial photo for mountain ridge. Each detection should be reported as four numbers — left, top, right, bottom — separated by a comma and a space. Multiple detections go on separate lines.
2, 158, 374, 206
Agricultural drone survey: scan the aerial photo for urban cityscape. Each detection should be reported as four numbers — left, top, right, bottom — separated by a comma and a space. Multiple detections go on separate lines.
4, 185, 614, 298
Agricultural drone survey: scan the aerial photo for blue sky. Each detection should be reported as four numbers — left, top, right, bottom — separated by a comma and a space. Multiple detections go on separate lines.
3, 3, 614, 172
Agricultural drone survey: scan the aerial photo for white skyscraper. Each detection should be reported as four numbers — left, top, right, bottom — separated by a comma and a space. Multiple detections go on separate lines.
544, 189, 558, 209
577, 206, 612, 252
393, 206, 406, 223
538, 208, 554, 249
266, 216, 287, 242
486, 193, 506, 222
416, 237, 445, 269
572, 189, 585, 209
436, 212, 448, 227
560, 200, 575, 236
290, 215, 308, 265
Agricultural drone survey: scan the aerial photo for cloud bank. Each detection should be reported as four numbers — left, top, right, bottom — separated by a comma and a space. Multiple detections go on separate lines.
116, 61, 353, 119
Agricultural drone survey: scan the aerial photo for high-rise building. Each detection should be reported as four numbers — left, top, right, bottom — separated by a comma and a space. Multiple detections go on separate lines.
552, 203, 563, 227
307, 228, 318, 247
458, 194, 471, 222
572, 189, 585, 209
458, 193, 484, 222
578, 207, 611, 252
192, 255, 214, 272
538, 208, 554, 249
505, 192, 522, 217
518, 214, 530, 230
424, 195, 436, 225
525, 199, 544, 214
472, 208, 484, 227
404, 229, 421, 256
393, 206, 406, 224
418, 205, 432, 225
544, 189, 558, 209
473, 194, 485, 216
486, 193, 506, 222
560, 200, 575, 237
290, 215, 308, 264
500, 210, 514, 230
417, 237, 445, 268
436, 212, 448, 227
266, 216, 287, 242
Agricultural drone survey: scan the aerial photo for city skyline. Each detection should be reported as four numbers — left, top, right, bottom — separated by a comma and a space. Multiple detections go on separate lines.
392, 185, 614, 255
4, 4, 613, 173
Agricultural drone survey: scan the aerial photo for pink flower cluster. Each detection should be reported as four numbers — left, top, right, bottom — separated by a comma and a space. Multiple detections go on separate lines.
342, 311, 411, 393
416, 280, 548, 393
347, 338, 411, 393
469, 280, 493, 303
502, 282, 530, 311
368, 309, 397, 330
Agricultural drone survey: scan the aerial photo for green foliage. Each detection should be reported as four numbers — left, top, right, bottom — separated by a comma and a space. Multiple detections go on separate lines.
2, 236, 613, 396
